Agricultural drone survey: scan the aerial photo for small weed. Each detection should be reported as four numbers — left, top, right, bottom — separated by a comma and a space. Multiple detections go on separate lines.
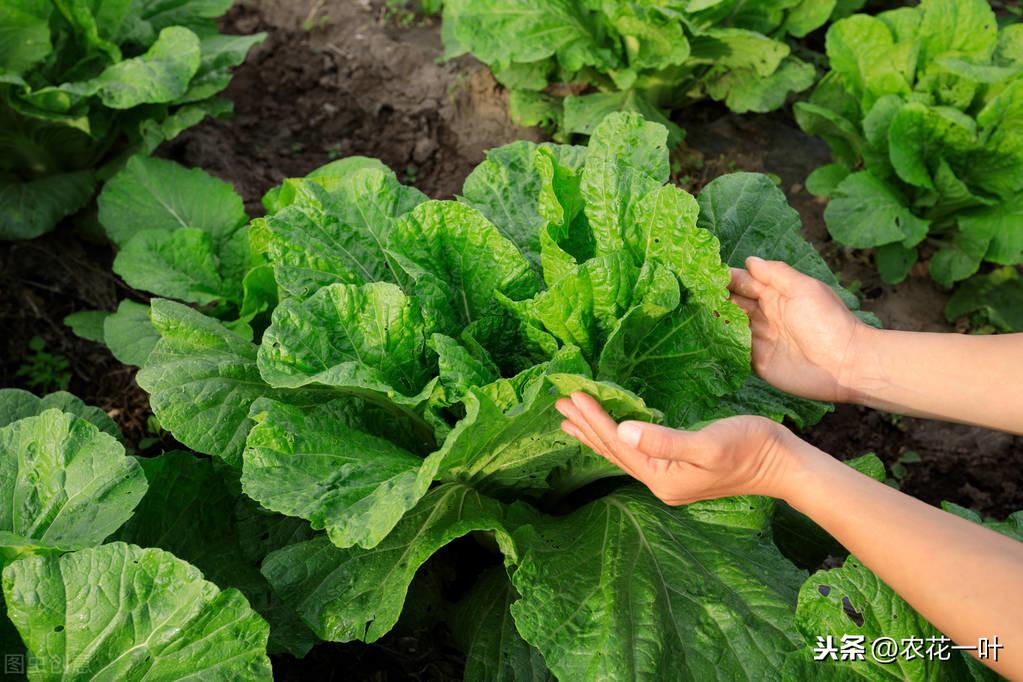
302, 15, 331, 31
302, 0, 331, 32
16, 336, 71, 392
381, 0, 440, 27
326, 142, 344, 160
137, 414, 166, 451
886, 451, 921, 488
886, 413, 905, 429
447, 72, 466, 105
382, 0, 414, 26
668, 145, 705, 192
404, 164, 419, 185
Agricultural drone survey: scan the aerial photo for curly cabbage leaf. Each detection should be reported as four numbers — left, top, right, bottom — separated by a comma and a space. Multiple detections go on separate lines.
0, 396, 286, 673
0, 410, 146, 562
0, 388, 119, 437
3, 542, 273, 680
125, 112, 871, 679
0, 1, 264, 240
797, 0, 1023, 292
441, 0, 848, 143
782, 556, 978, 681
509, 486, 805, 680
114, 451, 317, 658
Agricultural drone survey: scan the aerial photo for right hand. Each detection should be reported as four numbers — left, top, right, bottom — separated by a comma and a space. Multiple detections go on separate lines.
556, 392, 797, 505
728, 257, 871, 403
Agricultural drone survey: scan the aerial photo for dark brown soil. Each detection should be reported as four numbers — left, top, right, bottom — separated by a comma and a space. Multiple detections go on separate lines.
0, 234, 154, 448
163, 0, 540, 213
272, 629, 463, 682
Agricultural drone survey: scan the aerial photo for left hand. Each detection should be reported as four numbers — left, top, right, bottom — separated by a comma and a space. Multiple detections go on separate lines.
729, 257, 869, 402
555, 392, 794, 505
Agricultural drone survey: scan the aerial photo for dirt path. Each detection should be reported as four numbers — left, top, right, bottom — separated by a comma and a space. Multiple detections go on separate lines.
164, 0, 540, 213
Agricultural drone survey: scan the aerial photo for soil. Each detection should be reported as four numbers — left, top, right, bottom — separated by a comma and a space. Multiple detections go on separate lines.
1, 0, 1021, 679
0, 235, 155, 448
161, 0, 541, 213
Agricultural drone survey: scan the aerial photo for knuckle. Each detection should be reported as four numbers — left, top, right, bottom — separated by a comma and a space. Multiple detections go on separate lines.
642, 432, 674, 458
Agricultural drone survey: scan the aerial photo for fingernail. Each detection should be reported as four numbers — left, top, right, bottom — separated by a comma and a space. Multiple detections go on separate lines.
747, 256, 764, 264
618, 422, 642, 447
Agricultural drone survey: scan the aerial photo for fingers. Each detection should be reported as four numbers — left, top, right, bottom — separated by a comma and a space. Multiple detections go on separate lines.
569, 392, 621, 445
556, 394, 641, 477
617, 421, 691, 460
729, 293, 758, 315
560, 419, 596, 452
570, 393, 643, 476
561, 420, 617, 470
556, 398, 632, 473
729, 267, 763, 299
561, 392, 695, 463
745, 256, 804, 293
557, 393, 730, 505
556, 399, 606, 454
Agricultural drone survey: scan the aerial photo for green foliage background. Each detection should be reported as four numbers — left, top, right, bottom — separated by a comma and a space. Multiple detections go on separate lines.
0, 0, 264, 240
442, 0, 867, 144
796, 0, 1023, 329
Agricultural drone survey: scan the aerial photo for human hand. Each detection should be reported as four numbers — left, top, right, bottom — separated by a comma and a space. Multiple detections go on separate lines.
728, 256, 871, 402
555, 392, 796, 505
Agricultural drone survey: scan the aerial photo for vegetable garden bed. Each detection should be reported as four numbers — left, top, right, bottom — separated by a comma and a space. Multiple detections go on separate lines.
2, 1, 1022, 680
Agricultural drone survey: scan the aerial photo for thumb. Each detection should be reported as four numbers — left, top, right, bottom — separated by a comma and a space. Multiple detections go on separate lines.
618, 421, 694, 460
745, 257, 804, 293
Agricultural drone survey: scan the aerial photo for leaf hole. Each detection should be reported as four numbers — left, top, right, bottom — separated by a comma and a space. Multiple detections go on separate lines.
54, 625, 64, 632
842, 596, 865, 627
817, 584, 830, 596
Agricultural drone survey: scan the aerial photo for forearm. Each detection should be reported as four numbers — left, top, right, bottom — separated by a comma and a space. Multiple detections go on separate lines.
842, 327, 1023, 435
776, 436, 1023, 678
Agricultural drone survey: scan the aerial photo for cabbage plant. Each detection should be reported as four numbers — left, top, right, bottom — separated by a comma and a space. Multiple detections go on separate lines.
1, 394, 1002, 681
441, 0, 864, 144
101, 112, 878, 678
1, 397, 1004, 681
0, 389, 275, 679
0, 0, 264, 240
796, 0, 1023, 291
21, 112, 1007, 680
